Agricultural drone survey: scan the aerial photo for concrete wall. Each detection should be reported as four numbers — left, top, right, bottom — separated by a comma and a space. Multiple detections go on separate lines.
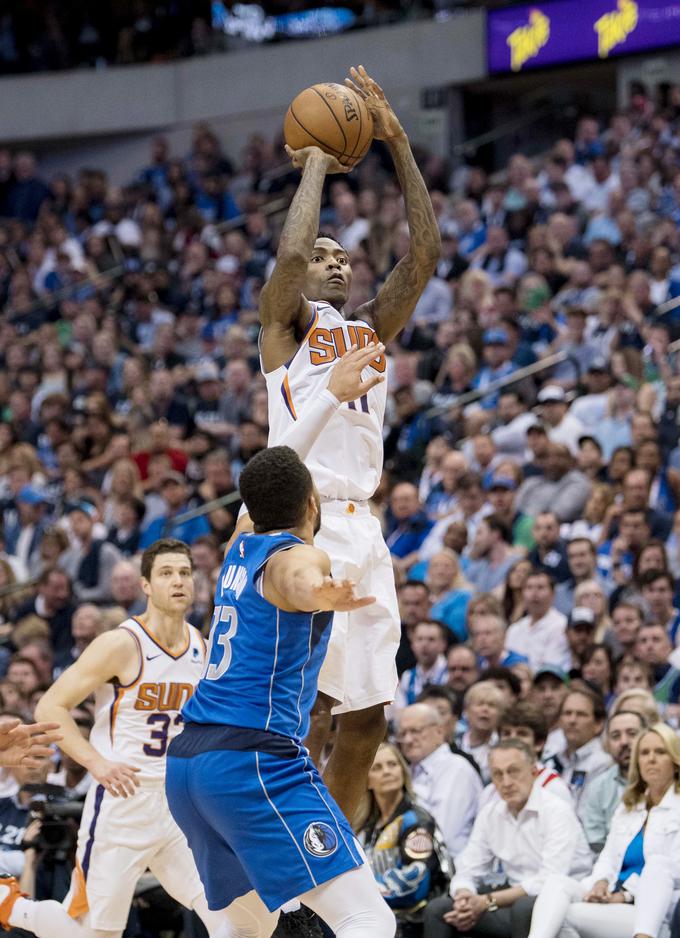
0, 13, 486, 183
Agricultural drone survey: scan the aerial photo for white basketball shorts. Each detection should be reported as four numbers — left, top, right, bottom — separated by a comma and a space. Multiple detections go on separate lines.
63, 778, 204, 931
315, 499, 400, 714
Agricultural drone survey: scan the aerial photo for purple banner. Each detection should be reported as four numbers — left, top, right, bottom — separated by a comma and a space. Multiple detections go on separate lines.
488, 0, 680, 74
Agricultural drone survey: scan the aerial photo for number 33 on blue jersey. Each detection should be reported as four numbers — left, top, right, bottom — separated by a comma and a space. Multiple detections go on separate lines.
203, 605, 239, 682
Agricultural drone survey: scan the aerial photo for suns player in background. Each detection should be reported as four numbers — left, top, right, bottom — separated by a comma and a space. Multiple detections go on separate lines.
0, 539, 232, 938
256, 65, 441, 819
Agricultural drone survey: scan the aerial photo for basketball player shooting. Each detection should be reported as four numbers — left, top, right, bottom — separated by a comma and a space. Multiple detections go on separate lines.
257, 65, 440, 820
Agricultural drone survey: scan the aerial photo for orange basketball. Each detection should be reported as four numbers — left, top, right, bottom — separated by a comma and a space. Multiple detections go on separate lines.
284, 83, 373, 170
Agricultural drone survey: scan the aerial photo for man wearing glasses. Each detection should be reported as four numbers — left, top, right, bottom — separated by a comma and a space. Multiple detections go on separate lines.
397, 703, 483, 859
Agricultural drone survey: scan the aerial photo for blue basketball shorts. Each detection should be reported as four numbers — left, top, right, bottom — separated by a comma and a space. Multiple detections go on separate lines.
165, 744, 363, 912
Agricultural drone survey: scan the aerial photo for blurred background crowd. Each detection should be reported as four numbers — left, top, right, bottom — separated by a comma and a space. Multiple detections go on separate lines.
1, 11, 680, 938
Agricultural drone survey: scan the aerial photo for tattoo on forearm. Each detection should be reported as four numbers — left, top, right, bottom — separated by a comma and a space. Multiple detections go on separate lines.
278, 159, 326, 260
358, 137, 440, 341
389, 137, 440, 263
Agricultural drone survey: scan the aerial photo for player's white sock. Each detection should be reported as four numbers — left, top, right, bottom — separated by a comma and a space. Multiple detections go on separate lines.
10, 897, 86, 937
280, 899, 301, 913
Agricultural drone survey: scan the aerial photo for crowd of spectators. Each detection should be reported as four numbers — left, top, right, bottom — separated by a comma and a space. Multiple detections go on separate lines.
0, 75, 680, 936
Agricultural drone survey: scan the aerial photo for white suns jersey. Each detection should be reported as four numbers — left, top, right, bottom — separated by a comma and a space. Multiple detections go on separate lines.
264, 301, 387, 501
89, 617, 206, 782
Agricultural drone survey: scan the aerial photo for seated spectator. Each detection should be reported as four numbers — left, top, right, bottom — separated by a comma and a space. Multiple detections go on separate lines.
613, 656, 652, 699
635, 622, 680, 706
396, 580, 432, 677
528, 511, 571, 586
580, 643, 615, 703
534, 386, 586, 456
580, 709, 647, 852
607, 601, 643, 659
516, 443, 591, 523
416, 686, 482, 777
527, 723, 680, 938
446, 646, 480, 697
4, 486, 51, 575
505, 570, 570, 672
60, 500, 122, 604
397, 703, 483, 859
466, 515, 518, 595
423, 739, 592, 938
548, 686, 611, 809
531, 665, 570, 758
639, 570, 679, 642
10, 566, 75, 658
484, 475, 534, 551
53, 603, 104, 675
496, 701, 571, 804
105, 494, 145, 556
357, 742, 451, 933
139, 471, 211, 548
393, 621, 449, 711
109, 560, 146, 618
573, 579, 612, 643
565, 607, 598, 674
554, 537, 611, 616
426, 550, 472, 642
470, 607, 528, 670
499, 558, 532, 624
386, 483, 434, 566
27, 525, 70, 580
457, 682, 505, 784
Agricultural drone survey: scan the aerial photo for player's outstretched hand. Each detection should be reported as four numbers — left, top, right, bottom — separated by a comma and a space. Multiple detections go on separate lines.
344, 66, 404, 142
90, 756, 141, 798
0, 719, 63, 768
313, 577, 375, 612
328, 344, 385, 403
284, 144, 350, 174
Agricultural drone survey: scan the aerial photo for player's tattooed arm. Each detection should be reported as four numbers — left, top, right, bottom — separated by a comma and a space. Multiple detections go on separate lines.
260, 148, 350, 368
347, 67, 440, 343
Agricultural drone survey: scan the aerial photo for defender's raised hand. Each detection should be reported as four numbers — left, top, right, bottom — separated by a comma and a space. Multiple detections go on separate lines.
328, 344, 386, 403
312, 577, 375, 613
345, 65, 404, 141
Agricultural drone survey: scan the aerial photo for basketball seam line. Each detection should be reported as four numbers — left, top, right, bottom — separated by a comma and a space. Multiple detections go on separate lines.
311, 86, 349, 157
288, 104, 345, 159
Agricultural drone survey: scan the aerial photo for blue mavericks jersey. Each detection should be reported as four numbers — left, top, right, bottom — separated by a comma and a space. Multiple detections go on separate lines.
182, 532, 333, 742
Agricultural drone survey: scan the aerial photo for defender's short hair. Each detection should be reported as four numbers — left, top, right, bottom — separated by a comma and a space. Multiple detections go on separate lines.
239, 446, 314, 533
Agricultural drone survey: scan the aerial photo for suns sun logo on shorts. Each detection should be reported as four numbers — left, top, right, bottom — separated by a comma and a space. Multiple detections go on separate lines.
303, 822, 338, 858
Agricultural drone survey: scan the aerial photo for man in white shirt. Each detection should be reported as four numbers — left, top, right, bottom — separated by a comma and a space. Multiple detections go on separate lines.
423, 738, 592, 938
398, 703, 482, 860
535, 386, 585, 455
548, 687, 611, 810
393, 620, 448, 711
505, 570, 569, 672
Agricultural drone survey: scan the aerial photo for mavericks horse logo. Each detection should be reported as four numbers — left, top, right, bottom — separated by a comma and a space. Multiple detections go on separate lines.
303, 822, 338, 857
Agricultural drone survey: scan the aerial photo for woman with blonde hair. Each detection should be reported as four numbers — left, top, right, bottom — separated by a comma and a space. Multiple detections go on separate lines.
435, 344, 478, 396
357, 741, 450, 936
573, 579, 612, 643
102, 457, 144, 526
426, 549, 473, 642
528, 723, 680, 938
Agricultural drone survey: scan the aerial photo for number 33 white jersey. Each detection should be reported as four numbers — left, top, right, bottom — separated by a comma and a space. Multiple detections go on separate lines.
264, 301, 388, 502
89, 617, 206, 783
